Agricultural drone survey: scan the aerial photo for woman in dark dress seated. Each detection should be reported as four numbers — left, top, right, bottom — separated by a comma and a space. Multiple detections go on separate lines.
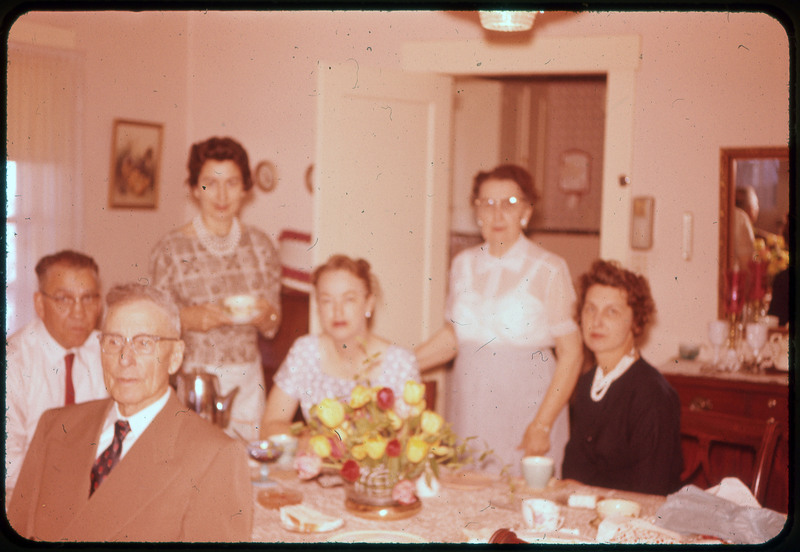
562, 260, 682, 495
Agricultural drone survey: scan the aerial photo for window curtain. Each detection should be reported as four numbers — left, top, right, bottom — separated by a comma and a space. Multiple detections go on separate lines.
6, 42, 84, 335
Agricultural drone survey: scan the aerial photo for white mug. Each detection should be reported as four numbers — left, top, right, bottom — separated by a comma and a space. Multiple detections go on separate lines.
521, 456, 554, 489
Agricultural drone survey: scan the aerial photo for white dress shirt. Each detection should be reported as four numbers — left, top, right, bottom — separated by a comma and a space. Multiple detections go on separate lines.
94, 388, 171, 461
5, 317, 108, 490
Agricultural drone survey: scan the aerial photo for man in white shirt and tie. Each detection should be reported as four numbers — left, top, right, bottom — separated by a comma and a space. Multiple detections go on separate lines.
5, 250, 108, 492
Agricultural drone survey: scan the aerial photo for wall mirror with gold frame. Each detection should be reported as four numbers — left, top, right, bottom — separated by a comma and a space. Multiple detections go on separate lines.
718, 146, 790, 318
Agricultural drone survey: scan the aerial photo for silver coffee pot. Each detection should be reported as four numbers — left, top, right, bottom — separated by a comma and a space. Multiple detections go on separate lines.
175, 370, 239, 429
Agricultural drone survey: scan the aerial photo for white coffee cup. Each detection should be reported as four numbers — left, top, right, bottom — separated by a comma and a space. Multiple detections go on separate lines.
521, 456, 554, 489
522, 498, 561, 531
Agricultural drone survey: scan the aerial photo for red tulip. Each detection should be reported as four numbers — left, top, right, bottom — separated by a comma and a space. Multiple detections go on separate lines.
340, 459, 360, 483
376, 387, 395, 410
386, 438, 402, 457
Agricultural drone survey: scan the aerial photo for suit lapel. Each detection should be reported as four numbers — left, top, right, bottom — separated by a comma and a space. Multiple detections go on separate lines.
61, 391, 186, 540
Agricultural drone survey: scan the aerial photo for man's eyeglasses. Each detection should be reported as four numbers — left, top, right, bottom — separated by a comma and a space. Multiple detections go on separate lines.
98, 333, 180, 355
41, 292, 100, 310
474, 196, 521, 211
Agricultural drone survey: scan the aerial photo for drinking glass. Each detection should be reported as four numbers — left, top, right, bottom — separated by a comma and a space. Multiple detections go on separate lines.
247, 440, 284, 487
745, 322, 768, 370
708, 320, 729, 368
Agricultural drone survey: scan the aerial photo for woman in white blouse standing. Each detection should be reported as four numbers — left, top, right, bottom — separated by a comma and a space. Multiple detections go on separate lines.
150, 137, 281, 439
415, 165, 583, 476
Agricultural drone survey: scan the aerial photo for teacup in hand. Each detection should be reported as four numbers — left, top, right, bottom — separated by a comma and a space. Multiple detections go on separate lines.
224, 294, 259, 323
522, 498, 561, 532
521, 456, 554, 489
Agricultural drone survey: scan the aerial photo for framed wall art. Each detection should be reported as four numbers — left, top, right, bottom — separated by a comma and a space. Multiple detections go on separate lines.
108, 119, 163, 209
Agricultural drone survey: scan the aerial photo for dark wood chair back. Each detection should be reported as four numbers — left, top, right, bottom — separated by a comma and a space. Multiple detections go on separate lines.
423, 379, 437, 412
679, 407, 782, 505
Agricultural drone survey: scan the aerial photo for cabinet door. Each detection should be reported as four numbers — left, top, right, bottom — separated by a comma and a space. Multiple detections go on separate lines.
314, 63, 452, 349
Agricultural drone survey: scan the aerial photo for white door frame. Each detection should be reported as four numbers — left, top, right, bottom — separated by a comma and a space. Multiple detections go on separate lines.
402, 35, 642, 264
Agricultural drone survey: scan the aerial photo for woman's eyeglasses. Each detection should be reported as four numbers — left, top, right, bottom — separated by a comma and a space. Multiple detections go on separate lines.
474, 196, 521, 211
40, 292, 100, 310
98, 333, 180, 355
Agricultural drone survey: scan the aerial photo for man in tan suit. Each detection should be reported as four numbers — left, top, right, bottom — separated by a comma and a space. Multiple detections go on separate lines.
8, 283, 253, 542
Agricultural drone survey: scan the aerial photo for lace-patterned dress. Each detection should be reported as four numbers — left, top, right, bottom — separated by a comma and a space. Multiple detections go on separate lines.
445, 236, 578, 476
273, 335, 421, 419
149, 224, 281, 437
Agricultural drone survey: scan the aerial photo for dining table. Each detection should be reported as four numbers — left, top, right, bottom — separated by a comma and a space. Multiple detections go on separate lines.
250, 467, 726, 544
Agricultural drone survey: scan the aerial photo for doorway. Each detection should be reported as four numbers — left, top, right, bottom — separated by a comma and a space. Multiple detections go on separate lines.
450, 75, 606, 282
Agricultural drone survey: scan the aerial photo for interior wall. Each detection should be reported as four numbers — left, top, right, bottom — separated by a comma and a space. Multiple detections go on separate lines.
9, 10, 789, 367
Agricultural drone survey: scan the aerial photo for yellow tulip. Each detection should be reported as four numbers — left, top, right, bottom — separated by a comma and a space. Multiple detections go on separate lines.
410, 400, 427, 417
406, 436, 430, 463
420, 410, 444, 435
351, 443, 368, 461
403, 380, 426, 405
386, 409, 403, 431
349, 385, 372, 409
309, 435, 332, 458
364, 436, 388, 460
317, 398, 345, 428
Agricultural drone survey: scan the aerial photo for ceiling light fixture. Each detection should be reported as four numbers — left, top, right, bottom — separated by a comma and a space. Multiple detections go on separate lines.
479, 11, 537, 32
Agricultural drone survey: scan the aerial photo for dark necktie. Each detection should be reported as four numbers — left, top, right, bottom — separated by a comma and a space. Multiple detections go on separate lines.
64, 352, 75, 405
89, 420, 131, 496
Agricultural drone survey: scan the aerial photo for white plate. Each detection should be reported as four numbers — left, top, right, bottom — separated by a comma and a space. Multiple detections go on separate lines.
327, 530, 426, 543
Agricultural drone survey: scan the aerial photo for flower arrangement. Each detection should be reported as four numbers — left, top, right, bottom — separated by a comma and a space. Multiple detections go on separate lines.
754, 234, 789, 277
292, 380, 475, 505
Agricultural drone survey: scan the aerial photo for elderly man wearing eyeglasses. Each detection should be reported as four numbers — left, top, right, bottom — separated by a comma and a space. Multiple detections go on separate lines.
8, 283, 253, 542
5, 250, 109, 493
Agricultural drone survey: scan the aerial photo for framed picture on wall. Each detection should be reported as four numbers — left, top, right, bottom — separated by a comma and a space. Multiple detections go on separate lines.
108, 119, 163, 209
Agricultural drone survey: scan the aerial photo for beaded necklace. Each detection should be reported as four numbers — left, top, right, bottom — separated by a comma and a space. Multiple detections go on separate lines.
590, 349, 638, 402
192, 215, 241, 257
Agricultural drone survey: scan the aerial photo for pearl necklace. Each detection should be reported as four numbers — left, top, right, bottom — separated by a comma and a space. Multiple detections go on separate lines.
192, 215, 241, 257
590, 349, 638, 402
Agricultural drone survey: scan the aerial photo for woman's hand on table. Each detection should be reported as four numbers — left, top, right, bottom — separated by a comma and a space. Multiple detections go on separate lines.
180, 302, 232, 332
519, 420, 552, 456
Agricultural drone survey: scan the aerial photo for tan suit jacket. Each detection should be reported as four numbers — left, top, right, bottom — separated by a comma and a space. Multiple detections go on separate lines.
7, 390, 253, 542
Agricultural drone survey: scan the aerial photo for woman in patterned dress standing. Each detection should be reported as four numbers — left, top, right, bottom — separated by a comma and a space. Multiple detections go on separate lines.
150, 136, 281, 439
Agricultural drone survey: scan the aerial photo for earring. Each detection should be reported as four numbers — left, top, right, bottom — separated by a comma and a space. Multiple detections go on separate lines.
477, 219, 484, 227
365, 311, 372, 319
521, 218, 528, 227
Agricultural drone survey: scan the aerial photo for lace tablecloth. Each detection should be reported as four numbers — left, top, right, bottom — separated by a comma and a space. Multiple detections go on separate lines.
251, 469, 678, 543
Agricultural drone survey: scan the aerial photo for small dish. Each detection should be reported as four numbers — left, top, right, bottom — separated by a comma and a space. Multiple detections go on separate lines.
596, 498, 641, 519
279, 503, 343, 533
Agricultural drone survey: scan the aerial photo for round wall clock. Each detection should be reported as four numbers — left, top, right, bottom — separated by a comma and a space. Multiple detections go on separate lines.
254, 160, 276, 192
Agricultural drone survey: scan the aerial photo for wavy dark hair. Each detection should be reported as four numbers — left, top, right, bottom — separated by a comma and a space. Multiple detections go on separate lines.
576, 259, 656, 338
186, 136, 253, 191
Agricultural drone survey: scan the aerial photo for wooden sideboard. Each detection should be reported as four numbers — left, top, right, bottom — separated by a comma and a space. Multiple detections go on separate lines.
660, 359, 789, 513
